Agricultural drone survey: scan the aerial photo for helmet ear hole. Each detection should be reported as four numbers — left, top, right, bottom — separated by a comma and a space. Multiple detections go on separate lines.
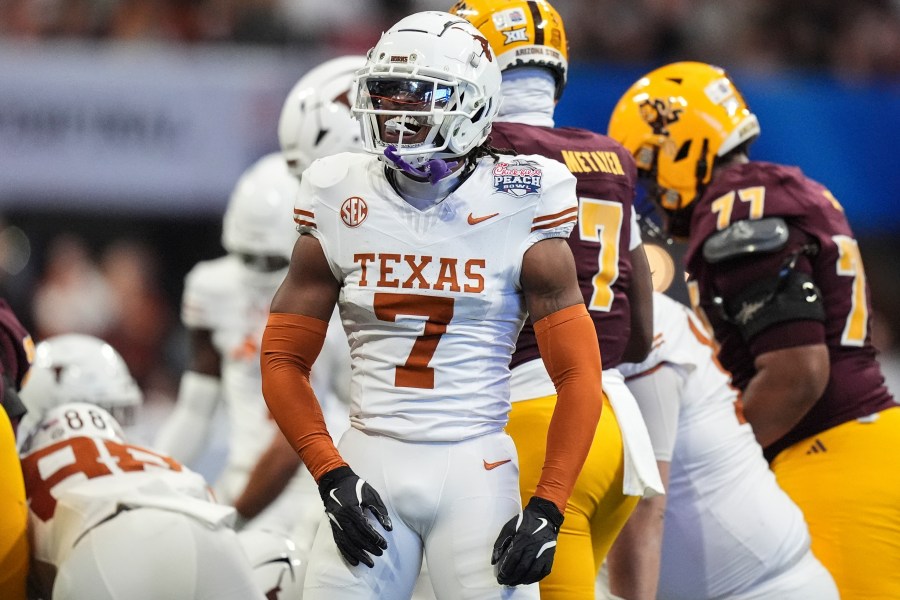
674, 139, 692, 162
471, 105, 486, 124
695, 138, 710, 186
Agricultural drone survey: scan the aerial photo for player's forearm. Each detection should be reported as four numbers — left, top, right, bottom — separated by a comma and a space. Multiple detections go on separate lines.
153, 371, 220, 462
260, 313, 347, 482
533, 304, 604, 512
743, 345, 829, 449
232, 432, 302, 521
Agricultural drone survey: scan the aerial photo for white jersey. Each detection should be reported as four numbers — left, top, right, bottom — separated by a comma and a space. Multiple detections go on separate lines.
618, 293, 811, 599
296, 152, 577, 441
181, 255, 349, 471
21, 436, 233, 575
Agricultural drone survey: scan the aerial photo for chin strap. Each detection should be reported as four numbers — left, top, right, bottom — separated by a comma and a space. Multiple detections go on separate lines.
384, 145, 458, 185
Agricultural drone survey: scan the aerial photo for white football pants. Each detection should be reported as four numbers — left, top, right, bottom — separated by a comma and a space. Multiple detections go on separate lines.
303, 427, 539, 600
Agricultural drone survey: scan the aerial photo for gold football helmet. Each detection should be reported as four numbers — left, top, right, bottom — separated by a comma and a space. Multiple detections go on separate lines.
608, 62, 760, 222
449, 0, 569, 99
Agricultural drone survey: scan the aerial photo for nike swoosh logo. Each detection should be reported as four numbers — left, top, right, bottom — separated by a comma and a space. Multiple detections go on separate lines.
535, 540, 556, 558
468, 212, 499, 225
533, 517, 548, 534
483, 459, 512, 470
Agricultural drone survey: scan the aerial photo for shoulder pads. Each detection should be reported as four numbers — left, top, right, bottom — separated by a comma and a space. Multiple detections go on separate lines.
703, 217, 789, 264
304, 153, 354, 189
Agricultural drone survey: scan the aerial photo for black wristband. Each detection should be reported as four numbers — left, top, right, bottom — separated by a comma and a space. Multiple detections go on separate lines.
527, 496, 564, 530
317, 465, 355, 499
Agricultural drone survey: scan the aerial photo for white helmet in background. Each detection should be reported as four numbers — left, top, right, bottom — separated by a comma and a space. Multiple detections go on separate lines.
20, 402, 125, 455
221, 152, 300, 270
238, 530, 306, 600
18, 334, 141, 446
278, 55, 366, 178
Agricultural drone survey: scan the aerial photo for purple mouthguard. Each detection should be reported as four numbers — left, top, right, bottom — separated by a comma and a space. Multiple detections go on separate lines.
384, 145, 458, 185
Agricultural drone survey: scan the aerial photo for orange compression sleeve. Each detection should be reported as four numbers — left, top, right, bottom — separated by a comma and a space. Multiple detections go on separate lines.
533, 303, 604, 513
260, 312, 347, 482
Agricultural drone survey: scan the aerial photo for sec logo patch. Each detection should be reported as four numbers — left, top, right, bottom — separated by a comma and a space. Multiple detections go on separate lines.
341, 197, 368, 227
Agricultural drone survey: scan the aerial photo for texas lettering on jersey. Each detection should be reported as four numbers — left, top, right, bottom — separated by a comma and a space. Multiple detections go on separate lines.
353, 253, 485, 293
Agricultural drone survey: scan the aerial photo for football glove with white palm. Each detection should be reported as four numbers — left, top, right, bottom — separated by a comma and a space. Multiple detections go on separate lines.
491, 496, 564, 586
318, 466, 393, 568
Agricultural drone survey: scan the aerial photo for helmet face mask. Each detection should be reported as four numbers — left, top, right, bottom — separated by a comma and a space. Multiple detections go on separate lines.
233, 252, 291, 274
357, 73, 466, 161
352, 12, 501, 169
608, 62, 760, 236
450, 0, 569, 99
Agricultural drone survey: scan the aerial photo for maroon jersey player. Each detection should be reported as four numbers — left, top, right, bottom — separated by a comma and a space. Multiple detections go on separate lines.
493, 124, 652, 370
686, 162, 894, 459
610, 61, 900, 600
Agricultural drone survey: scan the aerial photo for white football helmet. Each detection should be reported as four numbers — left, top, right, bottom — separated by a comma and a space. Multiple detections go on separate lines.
353, 11, 502, 168
20, 402, 125, 455
278, 55, 366, 178
17, 334, 141, 447
222, 152, 300, 269
238, 530, 305, 600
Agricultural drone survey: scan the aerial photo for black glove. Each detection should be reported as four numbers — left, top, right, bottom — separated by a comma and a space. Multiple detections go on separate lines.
318, 466, 393, 568
491, 496, 564, 586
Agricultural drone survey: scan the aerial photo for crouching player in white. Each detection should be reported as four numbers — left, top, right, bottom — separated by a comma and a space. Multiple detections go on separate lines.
19, 402, 265, 600
604, 291, 838, 600
261, 11, 604, 600
16, 334, 143, 449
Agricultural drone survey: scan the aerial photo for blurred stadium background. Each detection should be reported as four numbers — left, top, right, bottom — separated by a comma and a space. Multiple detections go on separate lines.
1, 0, 898, 472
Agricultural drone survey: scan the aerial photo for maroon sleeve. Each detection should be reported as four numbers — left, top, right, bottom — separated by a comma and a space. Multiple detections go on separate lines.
0, 299, 33, 422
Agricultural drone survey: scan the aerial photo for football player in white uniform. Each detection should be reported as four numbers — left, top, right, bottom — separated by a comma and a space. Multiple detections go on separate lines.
261, 11, 605, 599
226, 56, 365, 560
603, 291, 838, 599
16, 334, 143, 450
20, 402, 264, 600
154, 152, 342, 539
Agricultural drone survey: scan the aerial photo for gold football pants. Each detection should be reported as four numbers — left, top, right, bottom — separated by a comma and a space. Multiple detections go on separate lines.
507, 393, 638, 600
771, 405, 900, 600
0, 409, 28, 600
